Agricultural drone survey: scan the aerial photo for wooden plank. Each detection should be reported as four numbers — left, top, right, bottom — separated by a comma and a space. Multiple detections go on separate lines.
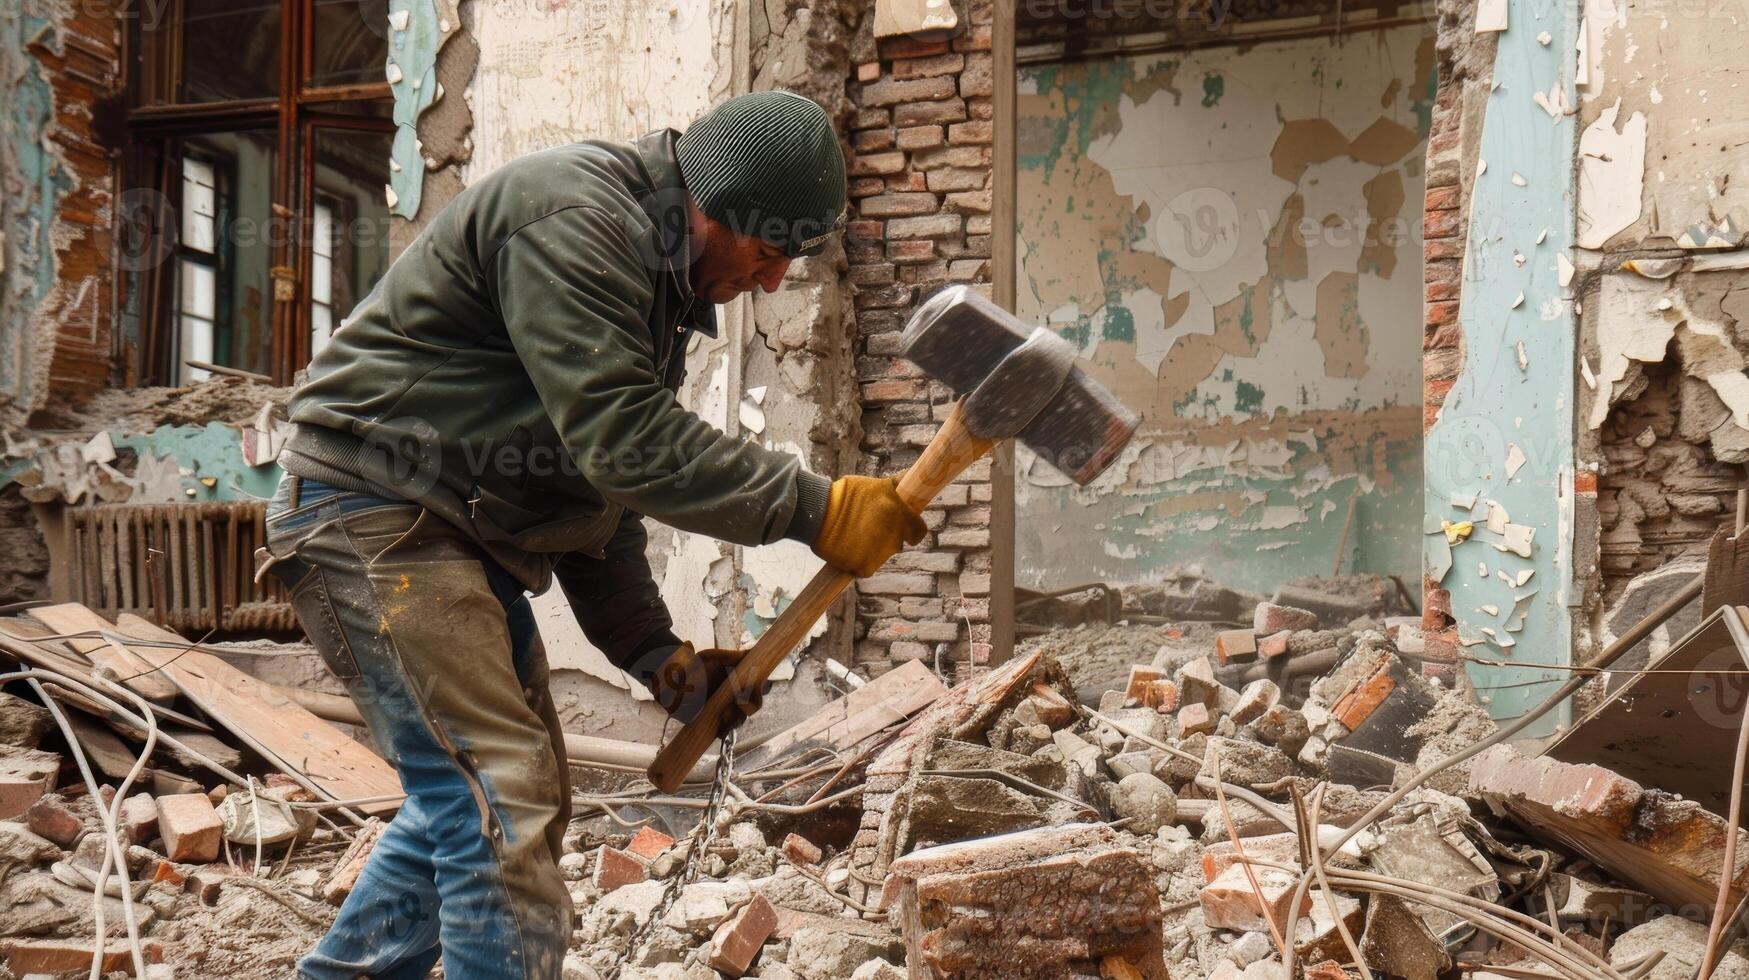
742, 660, 949, 767
0, 618, 129, 719
112, 614, 401, 814
29, 603, 180, 703
65, 710, 151, 782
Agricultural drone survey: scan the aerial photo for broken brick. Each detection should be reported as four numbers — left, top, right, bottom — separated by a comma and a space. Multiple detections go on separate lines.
0, 938, 164, 976
1199, 864, 1312, 933
1125, 665, 1167, 704
120, 794, 158, 845
1176, 656, 1219, 706
626, 825, 675, 860
592, 845, 647, 892
707, 894, 778, 977
323, 817, 382, 905
24, 793, 86, 848
1332, 665, 1396, 731
1254, 601, 1320, 633
1257, 630, 1293, 659
1214, 629, 1259, 665
0, 749, 58, 821
157, 792, 222, 863
781, 833, 823, 866
1177, 702, 1214, 738
1025, 683, 1075, 727
1229, 679, 1280, 726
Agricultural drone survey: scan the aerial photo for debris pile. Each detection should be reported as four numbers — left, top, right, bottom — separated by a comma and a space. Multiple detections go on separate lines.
4, 575, 1747, 979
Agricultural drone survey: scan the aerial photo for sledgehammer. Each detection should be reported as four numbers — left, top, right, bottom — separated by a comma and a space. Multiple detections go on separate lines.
646, 286, 1140, 792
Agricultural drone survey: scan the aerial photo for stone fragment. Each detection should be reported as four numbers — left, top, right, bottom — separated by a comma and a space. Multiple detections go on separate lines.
157, 792, 221, 862
883, 824, 1161, 978
1024, 683, 1075, 727
1293, 889, 1364, 962
1250, 705, 1309, 755
707, 894, 778, 976
0, 692, 52, 748
592, 845, 647, 893
1359, 893, 1450, 980
322, 817, 382, 904
0, 820, 60, 867
788, 923, 907, 980
1229, 680, 1280, 725
781, 833, 822, 866
1200, 864, 1312, 933
1175, 656, 1220, 706
1254, 601, 1320, 633
1177, 702, 1214, 737
1202, 737, 1292, 786
1111, 773, 1177, 834
24, 793, 87, 848
1608, 914, 1749, 979
0, 748, 59, 821
849, 961, 906, 980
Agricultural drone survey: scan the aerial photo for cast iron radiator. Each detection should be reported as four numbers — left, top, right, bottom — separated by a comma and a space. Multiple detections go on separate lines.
65, 502, 295, 633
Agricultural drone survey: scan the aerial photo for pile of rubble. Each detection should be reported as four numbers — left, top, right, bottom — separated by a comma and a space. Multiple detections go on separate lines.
5, 578, 1749, 979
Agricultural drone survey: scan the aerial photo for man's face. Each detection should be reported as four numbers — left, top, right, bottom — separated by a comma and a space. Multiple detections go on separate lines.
688, 205, 794, 304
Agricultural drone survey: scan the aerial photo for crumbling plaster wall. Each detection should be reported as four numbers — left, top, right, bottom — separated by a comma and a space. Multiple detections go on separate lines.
400, 0, 868, 737
0, 0, 121, 421
1569, 0, 1749, 632
1421, 0, 1749, 719
1013, 21, 1436, 595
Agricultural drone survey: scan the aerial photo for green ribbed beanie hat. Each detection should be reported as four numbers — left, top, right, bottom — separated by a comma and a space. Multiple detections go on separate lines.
676, 91, 847, 257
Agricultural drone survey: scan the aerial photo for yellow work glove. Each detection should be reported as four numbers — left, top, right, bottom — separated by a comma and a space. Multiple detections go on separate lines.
647, 642, 764, 735
812, 475, 928, 577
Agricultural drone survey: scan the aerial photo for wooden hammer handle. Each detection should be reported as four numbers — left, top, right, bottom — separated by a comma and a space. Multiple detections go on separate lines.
646, 404, 996, 791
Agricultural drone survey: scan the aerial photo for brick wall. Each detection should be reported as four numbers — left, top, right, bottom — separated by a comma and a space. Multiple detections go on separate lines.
1418, 42, 1466, 665
846, 1, 995, 680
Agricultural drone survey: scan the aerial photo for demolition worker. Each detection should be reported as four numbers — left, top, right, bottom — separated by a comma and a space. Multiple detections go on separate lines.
260, 91, 926, 979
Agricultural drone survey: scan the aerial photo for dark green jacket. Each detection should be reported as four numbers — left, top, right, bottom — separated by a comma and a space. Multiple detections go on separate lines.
282, 130, 829, 660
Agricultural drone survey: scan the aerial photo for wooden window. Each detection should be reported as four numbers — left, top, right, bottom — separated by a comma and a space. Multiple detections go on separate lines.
125, 0, 394, 385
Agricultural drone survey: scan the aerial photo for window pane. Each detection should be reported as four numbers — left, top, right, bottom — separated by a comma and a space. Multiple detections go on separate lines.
308, 129, 393, 359
311, 304, 334, 356
179, 261, 216, 318
311, 0, 390, 89
180, 159, 217, 254
143, 0, 281, 104
182, 131, 280, 379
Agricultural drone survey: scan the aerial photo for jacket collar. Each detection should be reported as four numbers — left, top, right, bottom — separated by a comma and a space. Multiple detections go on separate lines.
633, 129, 717, 338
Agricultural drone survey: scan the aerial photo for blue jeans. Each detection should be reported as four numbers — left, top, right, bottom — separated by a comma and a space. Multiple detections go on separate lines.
265, 477, 571, 979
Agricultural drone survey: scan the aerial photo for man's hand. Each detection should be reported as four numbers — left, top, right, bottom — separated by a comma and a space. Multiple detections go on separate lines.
812, 476, 928, 577
646, 641, 763, 736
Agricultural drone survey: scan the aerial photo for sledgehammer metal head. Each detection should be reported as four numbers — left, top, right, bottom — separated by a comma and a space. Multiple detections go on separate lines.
899, 285, 1140, 485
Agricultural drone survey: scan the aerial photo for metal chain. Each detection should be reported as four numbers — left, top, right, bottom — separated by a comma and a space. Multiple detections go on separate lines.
602, 728, 737, 980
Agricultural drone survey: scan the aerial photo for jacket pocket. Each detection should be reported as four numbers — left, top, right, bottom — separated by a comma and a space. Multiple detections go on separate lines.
468, 485, 623, 557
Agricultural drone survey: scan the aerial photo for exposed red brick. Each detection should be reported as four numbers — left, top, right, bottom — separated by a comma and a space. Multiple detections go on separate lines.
948, 120, 993, 144
878, 36, 950, 59
0, 751, 57, 821
852, 107, 891, 130
896, 125, 945, 150
1214, 629, 1258, 665
1332, 665, 1396, 730
708, 895, 779, 977
857, 62, 881, 82
892, 53, 964, 79
888, 239, 937, 264
849, 177, 886, 198
120, 794, 158, 845
626, 825, 675, 860
1254, 601, 1319, 633
1425, 299, 1459, 328
849, 152, 907, 178
1124, 665, 1168, 706
1177, 702, 1214, 737
895, 98, 968, 127
1200, 865, 1311, 933
592, 845, 647, 892
781, 833, 823, 866
1258, 630, 1292, 659
1424, 184, 1461, 210
24, 794, 85, 847
1, 938, 164, 976
1230, 679, 1280, 725
853, 128, 896, 153
861, 75, 957, 108
158, 792, 221, 862
1423, 208, 1462, 239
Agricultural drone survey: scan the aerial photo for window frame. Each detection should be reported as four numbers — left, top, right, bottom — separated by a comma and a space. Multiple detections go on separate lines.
126, 0, 393, 386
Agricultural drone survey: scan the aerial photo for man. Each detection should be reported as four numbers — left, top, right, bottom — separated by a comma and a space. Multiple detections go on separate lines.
261, 91, 926, 979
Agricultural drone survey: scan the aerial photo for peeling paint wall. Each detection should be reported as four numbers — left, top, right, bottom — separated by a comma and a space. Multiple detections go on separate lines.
1014, 21, 1435, 594
0, 1, 121, 419
1423, 0, 1578, 729
1570, 0, 1749, 624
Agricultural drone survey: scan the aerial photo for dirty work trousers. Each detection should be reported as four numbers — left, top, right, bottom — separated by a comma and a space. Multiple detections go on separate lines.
265, 477, 572, 980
